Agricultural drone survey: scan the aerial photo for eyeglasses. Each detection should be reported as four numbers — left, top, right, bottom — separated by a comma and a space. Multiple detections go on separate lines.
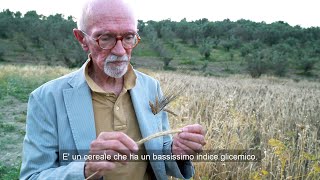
80, 30, 141, 50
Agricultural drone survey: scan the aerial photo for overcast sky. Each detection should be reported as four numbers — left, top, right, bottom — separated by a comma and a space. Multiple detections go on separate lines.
1, 0, 319, 28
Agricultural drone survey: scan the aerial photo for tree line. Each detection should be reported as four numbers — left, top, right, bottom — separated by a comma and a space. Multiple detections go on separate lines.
138, 18, 320, 77
0, 9, 86, 67
0, 9, 319, 77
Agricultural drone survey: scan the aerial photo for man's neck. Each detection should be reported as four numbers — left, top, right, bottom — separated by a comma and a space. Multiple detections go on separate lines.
88, 64, 124, 96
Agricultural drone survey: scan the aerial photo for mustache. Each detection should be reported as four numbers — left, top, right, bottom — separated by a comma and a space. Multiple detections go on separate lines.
106, 55, 129, 63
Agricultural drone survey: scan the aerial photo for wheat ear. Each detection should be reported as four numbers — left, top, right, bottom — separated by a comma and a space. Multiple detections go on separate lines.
85, 129, 183, 180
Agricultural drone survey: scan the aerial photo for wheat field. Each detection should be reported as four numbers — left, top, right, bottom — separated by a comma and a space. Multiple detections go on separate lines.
0, 65, 319, 179
148, 70, 320, 180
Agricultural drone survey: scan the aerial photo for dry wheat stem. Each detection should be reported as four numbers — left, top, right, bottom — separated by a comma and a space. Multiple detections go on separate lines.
85, 171, 99, 180
85, 129, 183, 180
136, 129, 183, 145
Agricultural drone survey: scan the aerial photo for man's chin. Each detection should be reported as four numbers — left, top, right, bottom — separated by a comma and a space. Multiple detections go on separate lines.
104, 67, 128, 78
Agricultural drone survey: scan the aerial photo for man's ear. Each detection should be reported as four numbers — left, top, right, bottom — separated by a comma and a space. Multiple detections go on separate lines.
73, 28, 89, 51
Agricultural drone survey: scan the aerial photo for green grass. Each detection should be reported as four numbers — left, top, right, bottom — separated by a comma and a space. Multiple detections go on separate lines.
179, 59, 198, 65
132, 39, 159, 57
0, 122, 15, 133
14, 113, 26, 123
1, 75, 35, 102
0, 162, 20, 180
0, 65, 72, 102
0, 114, 14, 133
171, 40, 202, 60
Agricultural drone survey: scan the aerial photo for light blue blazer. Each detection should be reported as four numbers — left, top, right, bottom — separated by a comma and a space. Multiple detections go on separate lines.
20, 63, 194, 180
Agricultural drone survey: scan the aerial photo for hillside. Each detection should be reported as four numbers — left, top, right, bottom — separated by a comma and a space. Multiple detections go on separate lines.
0, 9, 320, 81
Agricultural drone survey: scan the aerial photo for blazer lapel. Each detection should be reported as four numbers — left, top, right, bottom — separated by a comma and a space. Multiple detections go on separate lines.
63, 67, 96, 153
130, 73, 167, 180
130, 76, 162, 150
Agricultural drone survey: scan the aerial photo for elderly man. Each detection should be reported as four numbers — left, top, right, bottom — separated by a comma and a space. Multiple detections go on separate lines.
20, 0, 206, 179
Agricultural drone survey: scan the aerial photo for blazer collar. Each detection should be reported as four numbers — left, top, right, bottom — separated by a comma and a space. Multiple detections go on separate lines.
63, 60, 96, 152
67, 60, 89, 89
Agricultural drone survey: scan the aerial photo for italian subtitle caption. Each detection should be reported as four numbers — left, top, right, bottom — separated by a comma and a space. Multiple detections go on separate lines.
59, 150, 262, 162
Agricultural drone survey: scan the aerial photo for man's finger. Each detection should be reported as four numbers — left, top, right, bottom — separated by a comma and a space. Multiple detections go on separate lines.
179, 132, 206, 146
90, 139, 133, 156
172, 145, 188, 156
88, 149, 128, 165
97, 132, 138, 153
182, 124, 206, 135
174, 136, 196, 155
177, 136, 203, 153
85, 161, 116, 178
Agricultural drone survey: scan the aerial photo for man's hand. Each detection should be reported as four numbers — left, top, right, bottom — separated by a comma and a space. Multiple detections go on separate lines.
172, 124, 206, 156
84, 132, 138, 179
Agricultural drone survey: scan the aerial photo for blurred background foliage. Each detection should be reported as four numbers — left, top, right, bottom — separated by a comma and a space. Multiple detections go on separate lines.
0, 9, 319, 79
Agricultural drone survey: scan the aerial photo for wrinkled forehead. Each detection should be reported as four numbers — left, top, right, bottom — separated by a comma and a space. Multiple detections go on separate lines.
85, 0, 137, 32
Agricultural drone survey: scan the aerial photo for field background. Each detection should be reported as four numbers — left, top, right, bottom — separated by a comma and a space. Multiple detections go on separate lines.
0, 65, 319, 179
1, 9, 320, 180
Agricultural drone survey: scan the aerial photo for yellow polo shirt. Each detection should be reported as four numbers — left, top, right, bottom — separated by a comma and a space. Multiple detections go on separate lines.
84, 60, 150, 180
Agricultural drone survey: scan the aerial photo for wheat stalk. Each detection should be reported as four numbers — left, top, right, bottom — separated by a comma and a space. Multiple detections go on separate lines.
85, 171, 99, 180
85, 129, 183, 180
136, 129, 183, 145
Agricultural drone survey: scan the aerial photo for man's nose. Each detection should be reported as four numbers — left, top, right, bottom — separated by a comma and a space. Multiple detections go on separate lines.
111, 40, 126, 56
